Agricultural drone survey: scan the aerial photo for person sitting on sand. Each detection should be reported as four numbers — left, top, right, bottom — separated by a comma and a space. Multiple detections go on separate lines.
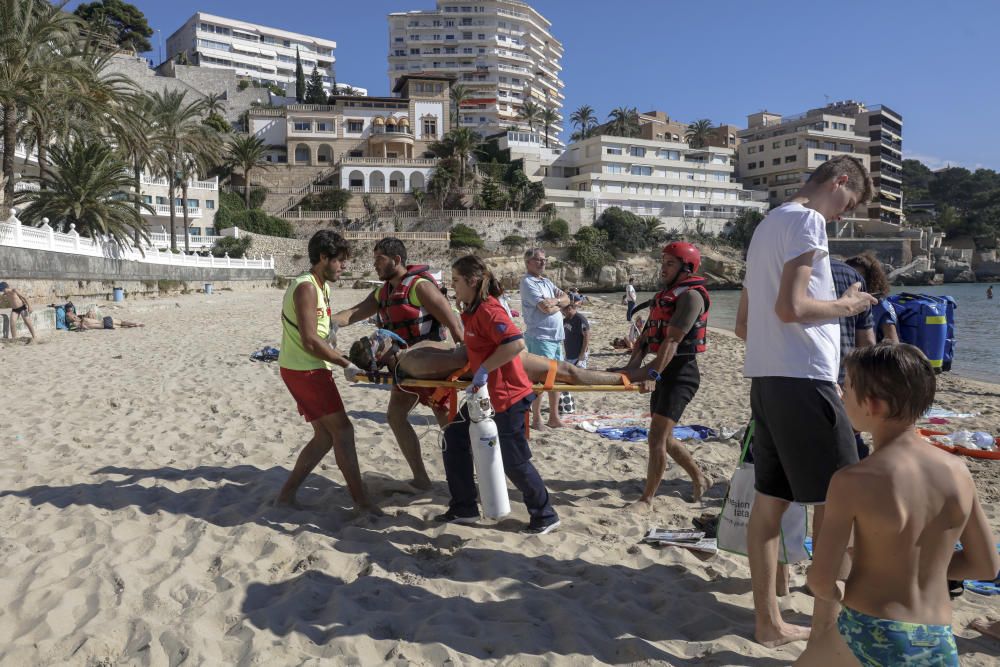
65, 305, 143, 330
0, 281, 36, 341
796, 343, 1000, 666
348, 330, 644, 394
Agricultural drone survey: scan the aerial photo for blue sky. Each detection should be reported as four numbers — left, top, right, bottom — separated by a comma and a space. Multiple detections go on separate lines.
67, 0, 1000, 171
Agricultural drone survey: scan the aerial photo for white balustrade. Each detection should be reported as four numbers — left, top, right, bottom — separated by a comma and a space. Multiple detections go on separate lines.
0, 210, 274, 271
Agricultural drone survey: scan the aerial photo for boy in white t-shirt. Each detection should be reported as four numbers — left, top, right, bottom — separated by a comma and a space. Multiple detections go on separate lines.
735, 155, 877, 649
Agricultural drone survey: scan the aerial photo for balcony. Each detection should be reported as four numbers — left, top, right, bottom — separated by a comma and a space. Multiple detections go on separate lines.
288, 122, 337, 138
339, 156, 438, 166
152, 204, 203, 218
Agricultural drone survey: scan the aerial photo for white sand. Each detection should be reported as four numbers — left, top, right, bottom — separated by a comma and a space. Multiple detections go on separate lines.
1, 288, 997, 665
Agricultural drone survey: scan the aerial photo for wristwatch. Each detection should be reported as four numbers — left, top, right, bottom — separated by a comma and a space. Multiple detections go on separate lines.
647, 368, 662, 382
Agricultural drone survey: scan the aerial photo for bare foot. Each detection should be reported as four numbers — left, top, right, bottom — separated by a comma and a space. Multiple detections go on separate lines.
692, 473, 714, 503
755, 621, 810, 648
625, 499, 652, 514
547, 418, 566, 428
410, 476, 433, 492
531, 420, 546, 431
969, 618, 1000, 640
273, 495, 303, 510
355, 503, 386, 518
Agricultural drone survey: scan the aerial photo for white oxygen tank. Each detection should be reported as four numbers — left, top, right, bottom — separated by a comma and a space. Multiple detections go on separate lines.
467, 385, 511, 519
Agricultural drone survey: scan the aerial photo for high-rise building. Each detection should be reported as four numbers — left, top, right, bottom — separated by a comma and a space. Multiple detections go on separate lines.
736, 101, 902, 224
165, 13, 359, 98
388, 1, 564, 142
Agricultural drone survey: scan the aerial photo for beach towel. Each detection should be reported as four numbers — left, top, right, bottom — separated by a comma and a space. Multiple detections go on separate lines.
594, 425, 718, 442
250, 346, 280, 363
964, 577, 1000, 595
923, 406, 978, 419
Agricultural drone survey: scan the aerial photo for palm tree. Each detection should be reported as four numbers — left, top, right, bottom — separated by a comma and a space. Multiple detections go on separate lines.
570, 104, 597, 142
685, 118, 714, 148
607, 106, 640, 138
226, 134, 272, 208
16, 140, 152, 248
518, 100, 541, 132
0, 0, 85, 207
430, 127, 480, 186
449, 84, 472, 127
147, 89, 222, 251
539, 107, 559, 148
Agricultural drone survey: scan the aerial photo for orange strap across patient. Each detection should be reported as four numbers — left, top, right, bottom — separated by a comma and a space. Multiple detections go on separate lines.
543, 359, 558, 390
619, 374, 632, 388
433, 364, 469, 421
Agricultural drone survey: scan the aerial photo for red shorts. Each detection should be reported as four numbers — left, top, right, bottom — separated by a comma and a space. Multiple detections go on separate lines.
280, 367, 345, 422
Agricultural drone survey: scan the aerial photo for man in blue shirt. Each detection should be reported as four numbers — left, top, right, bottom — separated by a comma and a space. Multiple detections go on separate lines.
520, 248, 569, 428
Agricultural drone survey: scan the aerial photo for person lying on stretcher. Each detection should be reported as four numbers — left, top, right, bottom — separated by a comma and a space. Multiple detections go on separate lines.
348, 329, 648, 388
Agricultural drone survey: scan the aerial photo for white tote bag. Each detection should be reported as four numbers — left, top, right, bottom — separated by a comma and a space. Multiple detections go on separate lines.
718, 421, 810, 564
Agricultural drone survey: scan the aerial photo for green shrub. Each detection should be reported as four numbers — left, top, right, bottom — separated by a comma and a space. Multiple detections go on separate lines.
595, 207, 652, 253
538, 217, 569, 243
450, 223, 484, 249
298, 188, 351, 212
568, 227, 612, 277
501, 234, 527, 249
211, 235, 252, 258
230, 210, 294, 237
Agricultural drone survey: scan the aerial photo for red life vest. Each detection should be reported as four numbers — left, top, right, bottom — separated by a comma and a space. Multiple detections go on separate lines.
376, 264, 447, 345
641, 276, 710, 354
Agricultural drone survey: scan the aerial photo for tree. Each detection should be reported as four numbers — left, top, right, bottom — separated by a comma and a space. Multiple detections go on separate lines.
147, 90, 223, 251
450, 223, 483, 249
538, 217, 569, 243
607, 106, 640, 138
518, 100, 541, 132
540, 107, 559, 148
411, 187, 425, 217
570, 104, 597, 142
211, 235, 251, 258
305, 66, 326, 105
685, 118, 713, 148
722, 208, 764, 253
0, 0, 85, 208
595, 207, 654, 252
294, 47, 305, 103
73, 0, 153, 54
16, 140, 152, 248
226, 134, 272, 208
202, 112, 230, 134
476, 176, 508, 210
449, 83, 472, 126
568, 227, 612, 277
430, 128, 481, 186
298, 187, 351, 212
173, 51, 189, 65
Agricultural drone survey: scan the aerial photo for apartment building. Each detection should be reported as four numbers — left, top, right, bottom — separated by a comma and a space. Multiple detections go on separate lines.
165, 13, 343, 98
248, 75, 453, 193
388, 1, 564, 142
736, 100, 902, 223
138, 175, 220, 238
502, 129, 768, 230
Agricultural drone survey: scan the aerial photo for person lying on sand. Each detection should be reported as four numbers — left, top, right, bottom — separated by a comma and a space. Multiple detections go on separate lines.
65, 305, 143, 330
348, 329, 647, 393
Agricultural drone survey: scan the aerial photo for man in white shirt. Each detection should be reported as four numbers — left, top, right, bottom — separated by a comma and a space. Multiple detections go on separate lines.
735, 155, 876, 649
520, 247, 570, 428
624, 281, 637, 321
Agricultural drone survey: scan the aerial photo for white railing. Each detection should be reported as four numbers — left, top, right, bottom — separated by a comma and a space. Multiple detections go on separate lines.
0, 210, 274, 271
279, 209, 550, 221
147, 232, 219, 250
152, 204, 203, 218
140, 175, 218, 191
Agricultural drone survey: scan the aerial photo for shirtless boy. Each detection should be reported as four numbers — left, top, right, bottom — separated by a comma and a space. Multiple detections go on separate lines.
797, 343, 1000, 666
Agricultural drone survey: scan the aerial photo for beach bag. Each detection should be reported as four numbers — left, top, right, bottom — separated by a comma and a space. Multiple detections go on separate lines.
53, 305, 67, 330
718, 422, 810, 564
558, 391, 575, 415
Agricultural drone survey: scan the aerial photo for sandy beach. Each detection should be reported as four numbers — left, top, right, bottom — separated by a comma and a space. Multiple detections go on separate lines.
1, 287, 997, 666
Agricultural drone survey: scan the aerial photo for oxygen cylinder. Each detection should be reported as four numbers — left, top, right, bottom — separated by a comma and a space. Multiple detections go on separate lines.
467, 385, 511, 519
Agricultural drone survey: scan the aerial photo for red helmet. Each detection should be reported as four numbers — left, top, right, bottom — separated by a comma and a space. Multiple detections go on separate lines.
662, 242, 701, 274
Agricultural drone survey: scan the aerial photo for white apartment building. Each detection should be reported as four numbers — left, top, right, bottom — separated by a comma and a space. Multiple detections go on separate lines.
388, 1, 564, 141
503, 132, 768, 231
736, 101, 901, 224
138, 174, 220, 239
165, 13, 343, 98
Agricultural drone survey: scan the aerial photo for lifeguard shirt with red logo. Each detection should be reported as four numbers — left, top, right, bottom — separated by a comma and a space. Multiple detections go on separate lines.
461, 296, 534, 412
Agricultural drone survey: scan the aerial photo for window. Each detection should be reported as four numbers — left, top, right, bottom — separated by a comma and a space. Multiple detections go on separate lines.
772, 158, 781, 165
838, 143, 853, 152
205, 200, 215, 209
785, 138, 796, 146
752, 178, 760, 185
205, 228, 215, 236
746, 162, 756, 170
784, 155, 797, 163
347, 120, 363, 133
629, 146, 646, 157
822, 141, 836, 150
423, 118, 437, 136
657, 149, 680, 160
630, 165, 652, 176
142, 195, 152, 204
316, 122, 333, 132
605, 146, 623, 155
605, 164, 623, 174
156, 196, 167, 205
772, 141, 781, 149
410, 48, 419, 54
189, 227, 202, 236
814, 153, 829, 162
748, 146, 757, 154
832, 122, 847, 131
348, 150, 363, 158
478, 33, 486, 40
785, 188, 798, 196
293, 121, 311, 131
805, 139, 818, 148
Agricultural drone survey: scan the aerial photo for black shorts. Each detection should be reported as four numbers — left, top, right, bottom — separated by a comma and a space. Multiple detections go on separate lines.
12, 305, 27, 316
103, 316, 114, 330
750, 377, 859, 504
650, 355, 700, 422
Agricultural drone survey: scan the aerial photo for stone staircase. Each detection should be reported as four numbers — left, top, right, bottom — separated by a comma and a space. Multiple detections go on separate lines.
250, 165, 339, 215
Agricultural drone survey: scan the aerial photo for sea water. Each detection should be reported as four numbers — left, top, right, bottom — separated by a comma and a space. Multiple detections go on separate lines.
631, 284, 999, 384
